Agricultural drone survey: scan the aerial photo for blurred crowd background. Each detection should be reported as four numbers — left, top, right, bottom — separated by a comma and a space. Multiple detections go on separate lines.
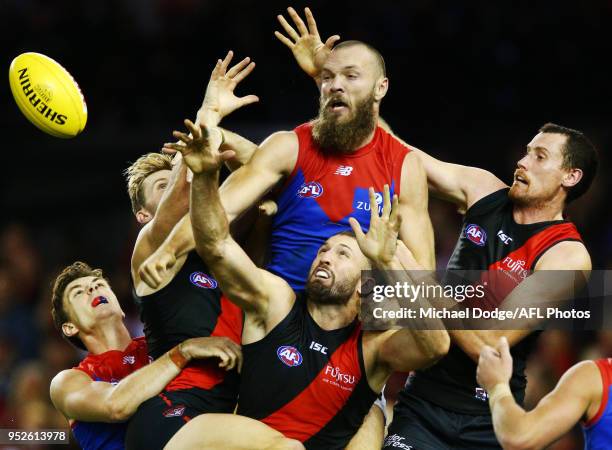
1, 0, 610, 448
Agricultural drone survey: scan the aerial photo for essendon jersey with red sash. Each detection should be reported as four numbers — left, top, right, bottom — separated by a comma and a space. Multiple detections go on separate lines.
268, 122, 409, 290
583, 358, 612, 449
237, 298, 378, 449
133, 251, 242, 405
70, 337, 150, 450
403, 188, 583, 414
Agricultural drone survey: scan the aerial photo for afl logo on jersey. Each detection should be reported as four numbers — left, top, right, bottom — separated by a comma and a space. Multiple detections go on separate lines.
297, 181, 323, 198
465, 224, 487, 246
277, 345, 303, 367
189, 272, 218, 289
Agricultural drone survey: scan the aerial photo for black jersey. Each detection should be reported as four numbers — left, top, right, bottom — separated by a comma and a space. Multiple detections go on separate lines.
133, 251, 242, 396
237, 298, 378, 450
402, 188, 582, 414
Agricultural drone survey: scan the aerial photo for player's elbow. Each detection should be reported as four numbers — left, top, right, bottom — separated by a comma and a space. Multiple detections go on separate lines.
426, 331, 450, 364
195, 240, 226, 263
105, 399, 133, 423
498, 434, 539, 450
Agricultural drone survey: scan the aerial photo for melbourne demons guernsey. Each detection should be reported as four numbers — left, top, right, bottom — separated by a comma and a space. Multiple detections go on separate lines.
133, 251, 242, 407
268, 122, 409, 290
70, 337, 149, 450
403, 188, 583, 414
583, 358, 612, 449
237, 298, 378, 449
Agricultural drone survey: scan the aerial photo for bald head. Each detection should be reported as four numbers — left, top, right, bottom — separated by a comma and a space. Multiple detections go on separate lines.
331, 40, 386, 78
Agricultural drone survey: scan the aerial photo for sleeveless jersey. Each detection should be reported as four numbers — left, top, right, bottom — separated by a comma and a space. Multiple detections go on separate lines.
133, 251, 242, 405
70, 337, 150, 450
583, 358, 612, 449
237, 298, 378, 450
403, 188, 583, 414
267, 122, 410, 290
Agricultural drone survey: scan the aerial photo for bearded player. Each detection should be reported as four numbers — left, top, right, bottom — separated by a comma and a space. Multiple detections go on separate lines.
477, 337, 611, 449
267, 9, 599, 448
124, 52, 259, 450
140, 20, 434, 292
48, 261, 241, 450
137, 8, 431, 448
158, 121, 448, 449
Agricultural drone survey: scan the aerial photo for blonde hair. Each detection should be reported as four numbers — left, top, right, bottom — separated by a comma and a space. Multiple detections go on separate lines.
124, 153, 173, 214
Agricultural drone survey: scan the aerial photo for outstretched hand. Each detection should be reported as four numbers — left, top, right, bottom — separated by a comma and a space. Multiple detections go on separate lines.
163, 119, 233, 175
275, 6, 340, 79
198, 50, 259, 126
349, 184, 401, 266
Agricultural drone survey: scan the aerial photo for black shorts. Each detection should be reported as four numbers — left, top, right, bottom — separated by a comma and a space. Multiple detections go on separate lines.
383, 393, 501, 450
124, 387, 236, 450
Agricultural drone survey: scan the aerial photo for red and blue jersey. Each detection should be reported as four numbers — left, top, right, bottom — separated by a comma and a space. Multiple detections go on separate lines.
583, 358, 612, 449
267, 122, 410, 290
70, 337, 150, 450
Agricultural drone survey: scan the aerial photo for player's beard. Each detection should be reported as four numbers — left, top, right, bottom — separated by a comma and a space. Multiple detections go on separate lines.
306, 273, 359, 306
312, 92, 377, 153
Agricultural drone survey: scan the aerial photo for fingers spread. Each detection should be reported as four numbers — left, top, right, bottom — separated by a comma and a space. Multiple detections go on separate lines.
325, 35, 341, 49
287, 6, 308, 36
274, 30, 294, 48
233, 62, 256, 84
277, 14, 299, 41
220, 50, 234, 73
226, 57, 251, 79
304, 7, 319, 37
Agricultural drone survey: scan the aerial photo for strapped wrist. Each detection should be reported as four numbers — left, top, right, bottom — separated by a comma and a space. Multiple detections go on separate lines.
169, 343, 189, 369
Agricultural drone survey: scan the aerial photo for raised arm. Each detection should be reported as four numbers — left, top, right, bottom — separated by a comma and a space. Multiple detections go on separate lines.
169, 120, 294, 332
131, 156, 190, 282
377, 119, 507, 212
139, 130, 298, 290
477, 338, 600, 450
274, 6, 340, 87
349, 186, 449, 389
50, 337, 240, 423
398, 151, 435, 269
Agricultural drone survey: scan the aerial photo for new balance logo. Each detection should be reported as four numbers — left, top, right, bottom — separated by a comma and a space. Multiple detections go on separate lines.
334, 165, 353, 176
122, 355, 135, 365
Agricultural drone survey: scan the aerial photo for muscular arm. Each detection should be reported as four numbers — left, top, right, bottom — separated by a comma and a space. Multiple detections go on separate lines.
488, 361, 600, 450
452, 240, 592, 361
145, 131, 297, 260
398, 151, 435, 270
378, 118, 507, 212
131, 160, 190, 283
189, 160, 295, 331
220, 128, 258, 171
345, 403, 386, 450
50, 338, 238, 422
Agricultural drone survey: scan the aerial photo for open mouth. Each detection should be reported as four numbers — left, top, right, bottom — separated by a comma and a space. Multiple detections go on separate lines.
327, 99, 349, 112
313, 266, 333, 282
514, 171, 529, 186
91, 296, 109, 307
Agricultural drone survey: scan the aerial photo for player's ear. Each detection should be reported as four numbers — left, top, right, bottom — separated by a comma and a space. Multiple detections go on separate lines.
136, 209, 152, 224
62, 322, 79, 338
562, 167, 583, 188
374, 77, 388, 102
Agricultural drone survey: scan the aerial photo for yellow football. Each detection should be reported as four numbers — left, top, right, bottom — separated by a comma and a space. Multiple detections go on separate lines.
9, 52, 87, 138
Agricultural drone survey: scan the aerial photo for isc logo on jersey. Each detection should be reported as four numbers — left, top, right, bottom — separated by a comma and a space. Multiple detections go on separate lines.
297, 181, 323, 198
189, 272, 218, 289
465, 224, 487, 247
277, 345, 303, 367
